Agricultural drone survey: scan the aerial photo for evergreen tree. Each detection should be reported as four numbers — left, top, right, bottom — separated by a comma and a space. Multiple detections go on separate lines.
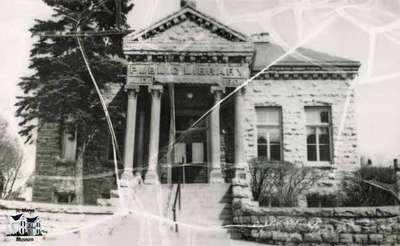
16, 0, 133, 204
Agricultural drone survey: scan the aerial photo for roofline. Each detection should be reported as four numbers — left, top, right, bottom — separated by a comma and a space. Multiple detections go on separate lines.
270, 61, 362, 67
124, 5, 248, 42
252, 62, 361, 73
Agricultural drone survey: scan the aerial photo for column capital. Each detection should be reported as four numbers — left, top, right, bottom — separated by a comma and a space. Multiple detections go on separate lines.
148, 85, 164, 97
235, 86, 246, 96
125, 85, 140, 97
126, 89, 139, 98
211, 85, 225, 95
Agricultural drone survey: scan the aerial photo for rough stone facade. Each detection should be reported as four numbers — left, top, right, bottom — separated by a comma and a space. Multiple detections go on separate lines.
32, 4, 361, 204
32, 70, 359, 204
231, 178, 400, 245
243, 79, 358, 170
33, 122, 64, 203
32, 121, 118, 205
32, 83, 126, 204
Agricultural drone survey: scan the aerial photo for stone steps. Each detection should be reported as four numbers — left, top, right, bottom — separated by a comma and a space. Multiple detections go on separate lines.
173, 183, 233, 233
97, 183, 236, 239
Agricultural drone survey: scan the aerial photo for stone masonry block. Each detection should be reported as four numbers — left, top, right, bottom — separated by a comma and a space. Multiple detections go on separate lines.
353, 234, 368, 244
304, 233, 322, 242
368, 234, 384, 243
339, 233, 353, 243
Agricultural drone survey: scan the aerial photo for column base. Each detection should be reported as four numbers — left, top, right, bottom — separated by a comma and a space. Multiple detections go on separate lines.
209, 168, 224, 183
144, 171, 159, 184
120, 170, 134, 187
234, 166, 248, 180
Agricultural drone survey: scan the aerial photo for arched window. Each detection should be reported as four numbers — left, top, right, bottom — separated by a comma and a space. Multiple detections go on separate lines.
257, 136, 267, 144
257, 136, 268, 157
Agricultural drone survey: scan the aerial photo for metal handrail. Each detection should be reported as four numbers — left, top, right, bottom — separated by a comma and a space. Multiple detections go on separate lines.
172, 183, 181, 232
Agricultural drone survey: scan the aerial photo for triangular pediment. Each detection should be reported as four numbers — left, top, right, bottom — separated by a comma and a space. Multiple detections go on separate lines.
124, 6, 248, 46
142, 19, 237, 44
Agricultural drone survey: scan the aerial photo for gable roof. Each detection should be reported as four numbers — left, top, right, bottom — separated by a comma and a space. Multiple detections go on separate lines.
123, 5, 360, 73
253, 42, 361, 71
125, 5, 248, 43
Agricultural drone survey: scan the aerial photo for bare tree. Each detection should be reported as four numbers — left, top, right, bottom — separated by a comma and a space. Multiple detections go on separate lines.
250, 158, 323, 207
0, 117, 23, 199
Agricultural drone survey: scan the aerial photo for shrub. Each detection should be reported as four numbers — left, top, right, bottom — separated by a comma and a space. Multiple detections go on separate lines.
249, 158, 323, 207
306, 193, 339, 207
340, 166, 398, 206
358, 166, 397, 184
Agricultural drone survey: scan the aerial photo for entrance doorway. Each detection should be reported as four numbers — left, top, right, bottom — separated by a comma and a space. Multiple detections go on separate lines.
172, 115, 208, 183
170, 85, 212, 183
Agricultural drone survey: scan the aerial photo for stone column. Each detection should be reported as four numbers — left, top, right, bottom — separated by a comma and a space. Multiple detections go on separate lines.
234, 87, 246, 169
209, 86, 224, 183
145, 85, 163, 184
233, 87, 252, 201
121, 87, 139, 183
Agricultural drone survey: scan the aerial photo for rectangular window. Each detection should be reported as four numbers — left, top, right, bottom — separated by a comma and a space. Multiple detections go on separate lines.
256, 107, 282, 161
306, 107, 332, 163
54, 192, 75, 204
61, 129, 77, 161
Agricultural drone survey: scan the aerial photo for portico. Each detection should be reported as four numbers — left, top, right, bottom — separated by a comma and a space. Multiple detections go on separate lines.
122, 78, 250, 184
119, 4, 255, 184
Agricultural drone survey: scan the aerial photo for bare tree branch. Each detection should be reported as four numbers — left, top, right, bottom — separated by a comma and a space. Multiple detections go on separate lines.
0, 116, 24, 200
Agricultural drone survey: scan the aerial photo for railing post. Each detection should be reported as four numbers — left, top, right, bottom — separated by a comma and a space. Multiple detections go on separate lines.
173, 208, 178, 232
178, 184, 181, 210
172, 183, 181, 233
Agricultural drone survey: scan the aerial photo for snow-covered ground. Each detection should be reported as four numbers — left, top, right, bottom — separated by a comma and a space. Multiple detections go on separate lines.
0, 197, 265, 246
1, 209, 264, 246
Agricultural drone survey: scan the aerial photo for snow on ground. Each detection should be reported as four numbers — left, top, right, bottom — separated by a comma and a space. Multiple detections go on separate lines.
1, 209, 265, 246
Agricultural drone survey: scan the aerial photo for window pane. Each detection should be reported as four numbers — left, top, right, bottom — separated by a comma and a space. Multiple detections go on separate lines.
174, 143, 187, 163
319, 127, 330, 144
256, 107, 280, 125
192, 142, 204, 163
270, 144, 281, 161
306, 110, 319, 124
319, 145, 331, 161
320, 111, 329, 123
267, 127, 281, 142
306, 108, 330, 124
307, 145, 317, 161
306, 127, 316, 144
257, 136, 267, 144
257, 145, 267, 157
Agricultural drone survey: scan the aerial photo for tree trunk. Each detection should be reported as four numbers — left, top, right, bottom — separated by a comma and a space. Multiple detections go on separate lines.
75, 150, 84, 204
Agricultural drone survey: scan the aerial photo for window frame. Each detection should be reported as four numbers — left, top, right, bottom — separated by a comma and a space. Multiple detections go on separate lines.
305, 106, 333, 166
61, 129, 77, 162
54, 192, 75, 204
255, 106, 283, 161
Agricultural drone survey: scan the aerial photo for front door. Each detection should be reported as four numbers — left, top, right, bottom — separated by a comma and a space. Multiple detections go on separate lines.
172, 115, 208, 183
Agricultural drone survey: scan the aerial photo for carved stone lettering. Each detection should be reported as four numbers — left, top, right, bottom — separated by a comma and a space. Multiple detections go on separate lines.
128, 63, 249, 79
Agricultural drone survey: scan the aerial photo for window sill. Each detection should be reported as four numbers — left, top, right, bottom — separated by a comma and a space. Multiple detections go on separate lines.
304, 161, 334, 169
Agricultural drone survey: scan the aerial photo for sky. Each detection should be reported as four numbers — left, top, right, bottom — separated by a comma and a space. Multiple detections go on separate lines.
0, 0, 400, 178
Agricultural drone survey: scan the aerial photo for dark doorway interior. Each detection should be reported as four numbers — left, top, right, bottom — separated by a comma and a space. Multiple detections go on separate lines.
171, 85, 212, 183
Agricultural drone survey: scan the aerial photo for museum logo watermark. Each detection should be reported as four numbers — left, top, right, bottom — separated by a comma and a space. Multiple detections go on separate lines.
3, 209, 46, 242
